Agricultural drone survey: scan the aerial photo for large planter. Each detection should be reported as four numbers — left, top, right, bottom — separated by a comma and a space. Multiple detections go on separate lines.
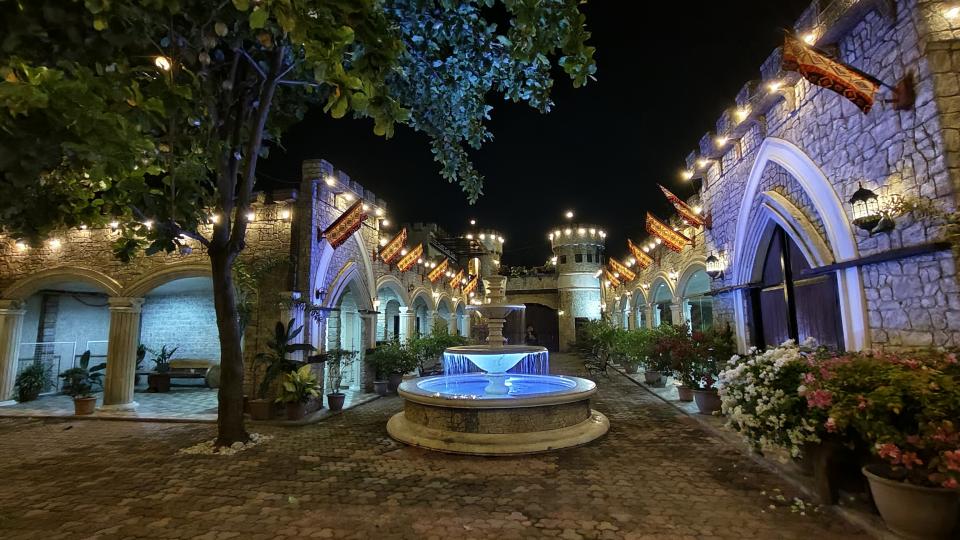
285, 402, 307, 421
248, 399, 272, 420
73, 396, 97, 415
801, 441, 865, 504
387, 373, 404, 393
373, 380, 389, 396
17, 387, 40, 403
327, 393, 346, 412
147, 372, 171, 393
863, 465, 959, 539
676, 386, 694, 402
692, 388, 722, 415
643, 370, 661, 385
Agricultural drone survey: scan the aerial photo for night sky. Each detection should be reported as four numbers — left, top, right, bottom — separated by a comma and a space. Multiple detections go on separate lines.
262, 0, 812, 267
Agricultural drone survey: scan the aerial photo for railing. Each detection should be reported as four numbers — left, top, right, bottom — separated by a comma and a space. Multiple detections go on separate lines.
16, 341, 108, 393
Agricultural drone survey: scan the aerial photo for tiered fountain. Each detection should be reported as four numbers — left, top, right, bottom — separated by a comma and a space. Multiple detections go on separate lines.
387, 276, 609, 455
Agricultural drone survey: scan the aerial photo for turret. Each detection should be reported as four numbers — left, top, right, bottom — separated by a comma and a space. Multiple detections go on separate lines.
548, 225, 606, 351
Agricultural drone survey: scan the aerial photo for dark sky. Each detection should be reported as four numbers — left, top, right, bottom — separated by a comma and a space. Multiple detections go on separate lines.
262, 0, 812, 267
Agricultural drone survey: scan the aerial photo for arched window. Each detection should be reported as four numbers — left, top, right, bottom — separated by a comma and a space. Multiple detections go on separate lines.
682, 270, 713, 333
652, 280, 673, 326
749, 225, 843, 350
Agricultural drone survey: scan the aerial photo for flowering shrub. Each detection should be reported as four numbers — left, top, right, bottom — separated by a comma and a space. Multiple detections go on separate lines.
653, 324, 734, 389
718, 339, 826, 458
803, 350, 960, 488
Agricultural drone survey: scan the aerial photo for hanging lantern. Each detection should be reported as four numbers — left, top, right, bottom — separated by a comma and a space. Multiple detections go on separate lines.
849, 182, 883, 232
705, 253, 724, 279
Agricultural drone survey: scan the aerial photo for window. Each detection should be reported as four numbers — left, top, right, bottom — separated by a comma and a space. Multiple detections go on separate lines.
586, 254, 593, 262
575, 253, 583, 263
560, 255, 567, 264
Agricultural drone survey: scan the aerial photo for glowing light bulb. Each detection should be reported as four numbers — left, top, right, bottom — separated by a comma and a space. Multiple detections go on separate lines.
362, 204, 370, 212
469, 219, 476, 225
280, 209, 291, 220
466, 234, 473, 240
48, 239, 61, 249
379, 238, 388, 247
479, 233, 486, 240
565, 210, 574, 219
15, 241, 28, 251
715, 135, 729, 147
768, 81, 783, 92
381, 219, 390, 227
154, 56, 172, 71
375, 208, 384, 217
948, 6, 960, 19
498, 237, 504, 243
110, 221, 119, 230
803, 32, 816, 44
642, 247, 650, 253
697, 158, 710, 168
655, 238, 663, 245
577, 228, 585, 235
343, 193, 354, 202
564, 229, 572, 235
548, 233, 554, 240
209, 214, 220, 224
400, 249, 408, 256
245, 212, 255, 222
143, 220, 153, 229
681, 169, 694, 180
589, 228, 596, 234
735, 108, 750, 122
324, 176, 336, 186
79, 224, 88, 230
417, 258, 423, 264
693, 206, 702, 215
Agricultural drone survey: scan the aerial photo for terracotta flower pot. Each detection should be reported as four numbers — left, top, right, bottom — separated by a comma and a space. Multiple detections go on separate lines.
863, 465, 959, 539
73, 396, 97, 415
148, 372, 171, 393
643, 370, 661, 385
387, 373, 403, 393
676, 386, 694, 402
18, 387, 40, 403
248, 399, 272, 420
692, 388, 722, 415
327, 393, 346, 412
373, 380, 389, 396
285, 402, 307, 421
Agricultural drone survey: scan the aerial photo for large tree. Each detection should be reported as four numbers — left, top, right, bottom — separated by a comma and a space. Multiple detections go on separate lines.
0, 0, 594, 445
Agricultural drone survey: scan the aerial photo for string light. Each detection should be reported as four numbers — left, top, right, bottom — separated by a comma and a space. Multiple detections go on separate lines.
324, 176, 336, 186
714, 135, 729, 147
768, 80, 783, 92
143, 220, 153, 229
381, 219, 390, 227
697, 158, 710, 168
479, 233, 486, 240
466, 234, 474, 240
110, 221, 120, 230
469, 219, 476, 225
154, 56, 172, 71
947, 6, 960, 19
564, 229, 572, 236
379, 238, 388, 247
79, 224, 88, 230
280, 209, 291, 220
734, 108, 750, 122
375, 208, 385, 217
589, 228, 596, 234
577, 228, 586, 235
15, 241, 28, 251
209, 214, 220, 224
343, 193, 355, 202
802, 32, 817, 44
245, 212, 255, 222
681, 169, 694, 180
48, 239, 62, 250
565, 210, 574, 219
362, 204, 370, 212
400, 248, 408, 256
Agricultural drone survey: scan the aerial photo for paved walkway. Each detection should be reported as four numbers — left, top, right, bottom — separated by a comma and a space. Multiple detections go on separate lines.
0, 354, 868, 539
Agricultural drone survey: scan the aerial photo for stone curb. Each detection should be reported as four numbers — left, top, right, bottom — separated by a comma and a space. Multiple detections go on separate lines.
609, 365, 898, 540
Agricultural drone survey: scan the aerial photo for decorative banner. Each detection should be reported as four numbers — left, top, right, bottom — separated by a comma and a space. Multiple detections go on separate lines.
782, 34, 880, 114
603, 269, 621, 288
449, 269, 464, 289
322, 200, 366, 249
608, 257, 636, 282
658, 184, 704, 228
427, 258, 449, 283
646, 212, 691, 253
627, 239, 654, 269
396, 243, 423, 272
462, 275, 479, 296
379, 227, 408, 264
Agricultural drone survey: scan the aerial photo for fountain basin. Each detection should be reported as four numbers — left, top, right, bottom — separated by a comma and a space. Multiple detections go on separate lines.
387, 374, 609, 455
443, 344, 546, 374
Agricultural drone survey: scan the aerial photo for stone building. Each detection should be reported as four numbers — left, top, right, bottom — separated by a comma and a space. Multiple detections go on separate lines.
605, 0, 960, 353
0, 159, 482, 407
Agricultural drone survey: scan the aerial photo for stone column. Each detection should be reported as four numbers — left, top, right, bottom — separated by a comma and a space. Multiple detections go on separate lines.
359, 312, 376, 392
399, 307, 416, 342
459, 314, 471, 339
447, 315, 458, 335
102, 297, 144, 410
670, 302, 684, 327
0, 300, 26, 404
425, 310, 437, 335
646, 305, 655, 328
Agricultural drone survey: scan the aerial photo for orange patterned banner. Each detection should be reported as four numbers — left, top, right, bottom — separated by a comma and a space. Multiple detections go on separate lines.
646, 213, 691, 253
462, 275, 479, 296
427, 259, 449, 283
322, 200, 366, 249
449, 269, 463, 289
603, 269, 621, 288
396, 243, 423, 272
782, 34, 879, 114
627, 239, 654, 269
379, 227, 407, 264
608, 257, 636, 282
658, 184, 704, 228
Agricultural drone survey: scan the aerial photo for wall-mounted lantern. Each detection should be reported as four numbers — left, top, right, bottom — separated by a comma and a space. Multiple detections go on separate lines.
850, 182, 896, 234
705, 252, 725, 280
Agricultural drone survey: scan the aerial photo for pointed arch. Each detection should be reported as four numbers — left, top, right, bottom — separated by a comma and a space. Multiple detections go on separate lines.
732, 137, 867, 351
324, 261, 373, 312
375, 274, 410, 307
124, 262, 212, 298
675, 257, 708, 300
3, 266, 123, 300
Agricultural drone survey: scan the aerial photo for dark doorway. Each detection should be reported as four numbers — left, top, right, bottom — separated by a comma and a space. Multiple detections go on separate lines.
749, 225, 844, 350
503, 304, 560, 351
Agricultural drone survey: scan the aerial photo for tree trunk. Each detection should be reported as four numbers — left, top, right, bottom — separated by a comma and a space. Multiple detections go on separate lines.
210, 248, 249, 446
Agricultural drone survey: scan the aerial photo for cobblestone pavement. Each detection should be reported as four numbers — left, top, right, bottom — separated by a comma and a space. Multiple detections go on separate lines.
0, 354, 868, 539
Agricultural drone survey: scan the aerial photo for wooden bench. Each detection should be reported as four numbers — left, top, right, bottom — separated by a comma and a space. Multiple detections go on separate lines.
138, 359, 215, 392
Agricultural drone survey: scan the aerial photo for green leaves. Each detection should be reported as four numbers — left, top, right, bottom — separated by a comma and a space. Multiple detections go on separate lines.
248, 8, 268, 29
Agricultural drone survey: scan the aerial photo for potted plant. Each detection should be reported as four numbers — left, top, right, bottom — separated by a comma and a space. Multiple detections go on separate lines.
146, 345, 178, 393
250, 320, 316, 420
325, 348, 357, 411
806, 350, 960, 538
368, 340, 408, 395
15, 361, 52, 402
275, 364, 321, 420
58, 350, 104, 415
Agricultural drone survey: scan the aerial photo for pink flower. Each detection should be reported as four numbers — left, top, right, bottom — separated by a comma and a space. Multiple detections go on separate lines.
806, 389, 833, 409
857, 395, 868, 411
877, 443, 901, 463
943, 450, 960, 472
946, 353, 957, 365
803, 372, 816, 384
942, 477, 958, 489
901, 451, 923, 469
825, 418, 837, 433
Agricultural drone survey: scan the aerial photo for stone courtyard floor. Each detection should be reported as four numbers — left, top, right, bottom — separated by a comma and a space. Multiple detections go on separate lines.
0, 353, 869, 539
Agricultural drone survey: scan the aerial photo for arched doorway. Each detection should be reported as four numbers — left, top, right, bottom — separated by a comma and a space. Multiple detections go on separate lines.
503, 303, 558, 350
375, 277, 407, 342
631, 289, 647, 329
749, 225, 844, 350
651, 279, 673, 326
412, 293, 430, 336
681, 269, 713, 333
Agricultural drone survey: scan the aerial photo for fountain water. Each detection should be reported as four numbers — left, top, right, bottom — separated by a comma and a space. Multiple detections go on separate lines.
387, 276, 609, 454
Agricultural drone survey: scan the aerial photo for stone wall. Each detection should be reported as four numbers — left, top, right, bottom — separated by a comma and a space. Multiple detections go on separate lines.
140, 292, 221, 362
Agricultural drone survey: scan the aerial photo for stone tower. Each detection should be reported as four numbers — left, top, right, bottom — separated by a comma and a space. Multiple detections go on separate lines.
473, 229, 504, 280
549, 225, 606, 351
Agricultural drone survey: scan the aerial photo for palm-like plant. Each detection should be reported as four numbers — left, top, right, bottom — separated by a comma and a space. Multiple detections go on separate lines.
59, 350, 105, 398
253, 320, 316, 400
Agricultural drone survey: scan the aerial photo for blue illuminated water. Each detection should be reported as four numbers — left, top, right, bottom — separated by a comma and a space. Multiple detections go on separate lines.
417, 374, 576, 399
442, 350, 550, 376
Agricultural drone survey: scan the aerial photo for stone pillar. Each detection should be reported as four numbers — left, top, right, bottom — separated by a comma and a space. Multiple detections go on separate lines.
102, 297, 144, 410
0, 300, 26, 403
460, 314, 471, 339
377, 310, 387, 341
670, 302, 684, 327
425, 310, 437, 335
646, 305, 655, 328
399, 307, 416, 343
359, 312, 377, 392
447, 316, 458, 335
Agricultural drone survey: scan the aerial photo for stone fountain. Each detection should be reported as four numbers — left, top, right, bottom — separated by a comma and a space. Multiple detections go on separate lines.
386, 276, 609, 455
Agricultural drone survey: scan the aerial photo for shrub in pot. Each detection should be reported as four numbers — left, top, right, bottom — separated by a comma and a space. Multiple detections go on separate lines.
276, 365, 321, 420
367, 340, 413, 395
326, 348, 357, 412
146, 345, 178, 393
15, 361, 52, 402
806, 350, 960, 538
250, 320, 315, 419
58, 350, 104, 415
408, 326, 466, 377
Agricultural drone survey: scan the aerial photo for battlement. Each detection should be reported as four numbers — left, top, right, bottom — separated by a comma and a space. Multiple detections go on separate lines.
301, 159, 388, 212
548, 224, 606, 249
